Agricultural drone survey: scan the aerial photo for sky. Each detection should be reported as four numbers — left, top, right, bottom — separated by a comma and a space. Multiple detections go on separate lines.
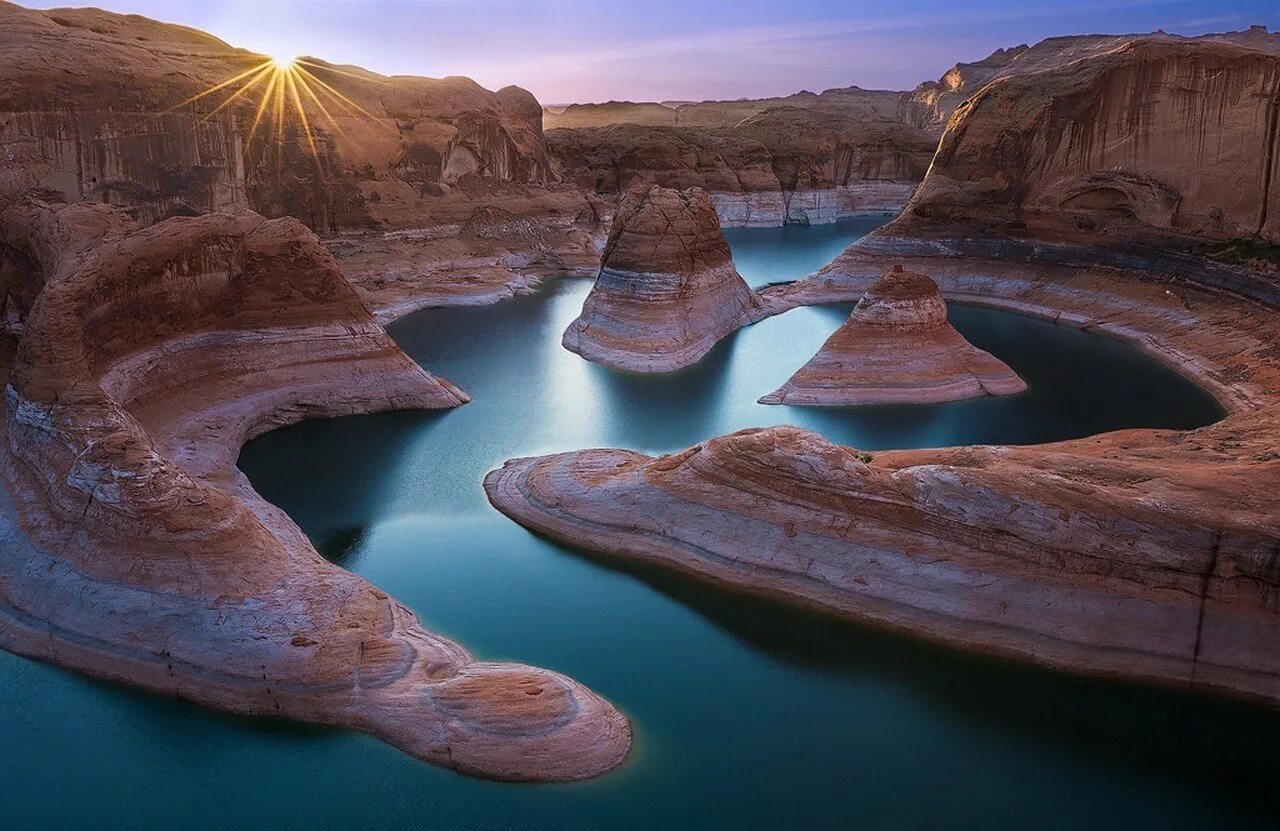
16, 0, 1280, 103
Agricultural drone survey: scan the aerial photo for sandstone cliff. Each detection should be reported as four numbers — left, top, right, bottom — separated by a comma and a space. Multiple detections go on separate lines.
890, 40, 1280, 258
562, 184, 765, 371
543, 86, 903, 130
0, 190, 631, 780
760, 266, 1025, 405
0, 0, 608, 316
547, 112, 935, 226
897, 27, 1280, 133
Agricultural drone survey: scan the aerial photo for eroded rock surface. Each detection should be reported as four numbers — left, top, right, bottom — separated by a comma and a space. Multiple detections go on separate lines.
761, 266, 1024, 405
546, 111, 934, 227
489, 258, 1280, 705
562, 184, 765, 371
0, 190, 631, 781
897, 39, 1280, 250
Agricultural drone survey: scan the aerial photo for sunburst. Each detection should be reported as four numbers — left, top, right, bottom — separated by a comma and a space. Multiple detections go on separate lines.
167, 53, 390, 168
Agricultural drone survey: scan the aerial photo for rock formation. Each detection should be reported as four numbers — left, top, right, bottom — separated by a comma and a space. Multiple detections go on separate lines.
562, 184, 765, 371
489, 255, 1280, 706
897, 40, 1280, 249
0, 0, 607, 320
897, 27, 1280, 133
0, 1, 553, 232
760, 266, 1025, 405
547, 114, 934, 227
492, 33, 1280, 707
543, 86, 904, 130
0, 189, 631, 781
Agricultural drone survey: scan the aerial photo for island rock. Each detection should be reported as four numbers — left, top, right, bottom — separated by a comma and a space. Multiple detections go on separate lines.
760, 266, 1026, 405
562, 183, 765, 371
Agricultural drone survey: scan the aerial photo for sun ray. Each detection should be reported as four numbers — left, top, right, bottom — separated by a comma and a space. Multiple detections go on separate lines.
164, 59, 274, 113
195, 64, 274, 126
294, 64, 386, 124
284, 70, 321, 164
296, 59, 388, 85
246, 71, 281, 144
292, 70, 348, 138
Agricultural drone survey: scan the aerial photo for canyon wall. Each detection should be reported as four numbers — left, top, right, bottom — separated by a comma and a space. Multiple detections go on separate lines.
547, 113, 934, 226
543, 86, 903, 130
897, 27, 1280, 133
0, 1, 555, 234
892, 40, 1280, 255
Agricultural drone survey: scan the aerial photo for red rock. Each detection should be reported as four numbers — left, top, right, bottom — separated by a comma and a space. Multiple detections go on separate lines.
489, 160, 1280, 705
895, 39, 1280, 248
562, 183, 765, 371
761, 266, 1025, 405
0, 190, 631, 781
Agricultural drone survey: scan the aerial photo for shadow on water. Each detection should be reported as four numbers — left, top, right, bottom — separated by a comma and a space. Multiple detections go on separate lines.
240, 409, 451, 564
542, 533, 1280, 817
584, 329, 744, 449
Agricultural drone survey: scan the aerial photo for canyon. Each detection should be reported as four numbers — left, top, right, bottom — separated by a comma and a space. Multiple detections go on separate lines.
487, 35, 1280, 706
2, 0, 1280, 805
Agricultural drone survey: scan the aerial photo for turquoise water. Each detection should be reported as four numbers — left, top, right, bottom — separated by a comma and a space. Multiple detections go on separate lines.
723, 215, 894, 287
4, 218, 1274, 831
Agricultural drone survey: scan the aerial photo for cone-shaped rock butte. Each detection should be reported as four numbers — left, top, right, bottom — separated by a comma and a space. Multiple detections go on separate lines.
7, 217, 1277, 831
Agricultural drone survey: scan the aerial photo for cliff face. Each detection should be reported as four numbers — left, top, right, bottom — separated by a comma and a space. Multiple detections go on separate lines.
897, 27, 1280, 133
0, 1, 553, 234
894, 40, 1280, 248
760, 267, 1025, 405
0, 189, 631, 780
547, 111, 935, 226
562, 184, 764, 370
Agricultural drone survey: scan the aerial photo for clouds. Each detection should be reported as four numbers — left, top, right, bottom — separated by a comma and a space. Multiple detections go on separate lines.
15, 0, 1279, 102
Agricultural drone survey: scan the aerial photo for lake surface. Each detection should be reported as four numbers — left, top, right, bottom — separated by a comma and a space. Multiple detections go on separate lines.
5, 217, 1275, 830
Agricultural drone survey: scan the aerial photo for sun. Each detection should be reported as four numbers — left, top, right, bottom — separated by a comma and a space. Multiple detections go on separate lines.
167, 51, 391, 169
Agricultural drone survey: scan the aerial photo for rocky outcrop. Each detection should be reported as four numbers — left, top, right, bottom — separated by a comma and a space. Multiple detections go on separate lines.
0, 1, 554, 234
760, 266, 1025, 405
0, 0, 612, 319
893, 39, 1280, 255
543, 86, 903, 130
897, 27, 1280, 133
546, 113, 934, 227
489, 253, 1280, 707
0, 190, 631, 781
562, 184, 765, 371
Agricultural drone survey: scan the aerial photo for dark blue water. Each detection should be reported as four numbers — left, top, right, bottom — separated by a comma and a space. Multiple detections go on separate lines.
4, 218, 1272, 831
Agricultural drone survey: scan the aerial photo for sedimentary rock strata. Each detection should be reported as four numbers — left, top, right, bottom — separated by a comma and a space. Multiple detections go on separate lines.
546, 112, 934, 226
0, 1, 553, 233
0, 190, 630, 780
562, 184, 765, 371
896, 39, 1280, 249
897, 27, 1280, 133
760, 266, 1025, 405
489, 250, 1280, 704
499, 34, 1280, 704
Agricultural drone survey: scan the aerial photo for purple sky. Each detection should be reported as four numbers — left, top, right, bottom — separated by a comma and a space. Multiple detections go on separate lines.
16, 0, 1280, 103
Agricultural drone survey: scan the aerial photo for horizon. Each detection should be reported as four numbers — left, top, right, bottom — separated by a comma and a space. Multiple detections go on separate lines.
13, 0, 1280, 104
